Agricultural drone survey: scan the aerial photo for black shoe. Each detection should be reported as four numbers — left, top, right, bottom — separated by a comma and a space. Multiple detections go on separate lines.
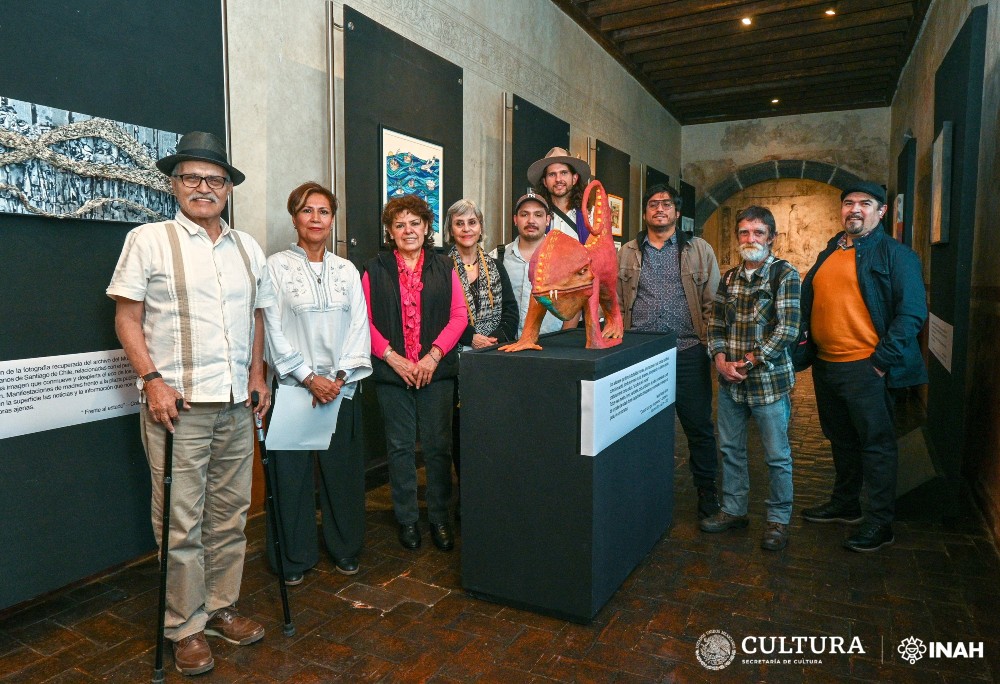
398, 523, 421, 550
801, 501, 863, 524
699, 510, 749, 533
697, 487, 720, 519
335, 557, 359, 575
283, 572, 304, 586
844, 523, 894, 552
429, 522, 454, 551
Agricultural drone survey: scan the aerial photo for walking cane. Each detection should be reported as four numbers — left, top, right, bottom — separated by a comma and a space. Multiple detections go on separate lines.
153, 398, 185, 683
251, 391, 296, 636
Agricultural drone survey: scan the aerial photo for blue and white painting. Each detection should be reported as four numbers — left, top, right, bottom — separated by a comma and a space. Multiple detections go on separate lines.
0, 96, 181, 222
381, 127, 443, 247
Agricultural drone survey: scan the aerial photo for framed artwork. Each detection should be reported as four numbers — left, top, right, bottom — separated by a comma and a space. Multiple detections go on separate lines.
381, 126, 443, 247
607, 193, 624, 237
0, 95, 180, 222
930, 121, 952, 245
892, 193, 905, 242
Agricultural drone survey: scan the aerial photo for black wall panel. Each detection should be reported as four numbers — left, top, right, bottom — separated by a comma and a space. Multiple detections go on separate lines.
926, 6, 986, 485
511, 95, 570, 242
343, 6, 463, 267
0, 0, 226, 610
594, 140, 630, 241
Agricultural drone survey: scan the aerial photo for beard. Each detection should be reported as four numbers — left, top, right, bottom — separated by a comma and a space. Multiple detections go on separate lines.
740, 242, 769, 263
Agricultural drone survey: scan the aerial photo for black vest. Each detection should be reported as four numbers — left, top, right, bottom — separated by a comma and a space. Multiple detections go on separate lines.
365, 250, 460, 386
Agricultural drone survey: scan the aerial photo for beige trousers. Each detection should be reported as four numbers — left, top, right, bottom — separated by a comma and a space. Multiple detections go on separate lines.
140, 402, 253, 641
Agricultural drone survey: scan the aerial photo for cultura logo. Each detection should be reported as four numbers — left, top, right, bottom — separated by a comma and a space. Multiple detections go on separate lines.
696, 630, 737, 670
898, 637, 926, 664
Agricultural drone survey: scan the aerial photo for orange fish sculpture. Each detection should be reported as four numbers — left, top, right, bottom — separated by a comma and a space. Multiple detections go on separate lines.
500, 179, 624, 351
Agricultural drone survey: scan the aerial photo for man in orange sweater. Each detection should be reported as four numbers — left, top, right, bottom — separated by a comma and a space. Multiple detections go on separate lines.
798, 181, 927, 552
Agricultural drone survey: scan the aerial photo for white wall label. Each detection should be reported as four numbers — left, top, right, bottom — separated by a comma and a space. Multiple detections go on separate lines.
0, 349, 140, 439
927, 312, 953, 373
580, 347, 676, 457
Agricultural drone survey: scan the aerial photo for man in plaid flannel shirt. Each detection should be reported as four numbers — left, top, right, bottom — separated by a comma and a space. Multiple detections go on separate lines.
702, 205, 801, 551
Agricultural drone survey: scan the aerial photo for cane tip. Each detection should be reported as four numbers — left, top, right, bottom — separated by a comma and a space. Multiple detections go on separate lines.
283, 624, 296, 637
152, 668, 165, 683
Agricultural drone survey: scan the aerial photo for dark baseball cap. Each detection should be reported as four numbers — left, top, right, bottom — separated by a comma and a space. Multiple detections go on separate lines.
513, 190, 549, 213
840, 181, 886, 205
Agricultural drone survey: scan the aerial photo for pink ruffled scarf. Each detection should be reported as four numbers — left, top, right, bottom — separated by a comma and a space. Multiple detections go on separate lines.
395, 250, 425, 363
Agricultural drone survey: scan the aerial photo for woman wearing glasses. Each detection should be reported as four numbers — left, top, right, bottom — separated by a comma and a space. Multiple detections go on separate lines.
262, 182, 372, 583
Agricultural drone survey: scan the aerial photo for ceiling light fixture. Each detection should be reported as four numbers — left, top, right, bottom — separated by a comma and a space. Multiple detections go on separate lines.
741, 17, 752, 26
771, 98, 780, 104
825, 8, 836, 16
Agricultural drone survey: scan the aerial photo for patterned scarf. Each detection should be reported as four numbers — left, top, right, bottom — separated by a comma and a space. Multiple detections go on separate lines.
449, 244, 503, 336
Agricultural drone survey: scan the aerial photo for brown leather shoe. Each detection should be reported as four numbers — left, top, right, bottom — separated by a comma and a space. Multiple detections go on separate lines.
761, 522, 790, 551
205, 607, 265, 646
173, 631, 214, 675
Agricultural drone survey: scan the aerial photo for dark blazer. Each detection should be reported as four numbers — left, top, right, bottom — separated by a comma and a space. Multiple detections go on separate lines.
801, 228, 928, 388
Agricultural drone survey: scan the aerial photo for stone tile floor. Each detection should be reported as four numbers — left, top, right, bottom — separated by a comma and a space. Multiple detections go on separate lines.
2, 372, 999, 682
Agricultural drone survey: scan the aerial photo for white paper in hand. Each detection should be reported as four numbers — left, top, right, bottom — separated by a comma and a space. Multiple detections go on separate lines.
264, 385, 342, 451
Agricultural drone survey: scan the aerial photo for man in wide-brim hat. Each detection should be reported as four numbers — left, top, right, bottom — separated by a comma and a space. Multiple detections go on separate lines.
527, 146, 591, 244
107, 131, 275, 676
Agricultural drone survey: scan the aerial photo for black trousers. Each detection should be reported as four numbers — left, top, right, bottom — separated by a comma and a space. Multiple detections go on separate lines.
266, 395, 366, 573
813, 359, 897, 526
676, 343, 719, 489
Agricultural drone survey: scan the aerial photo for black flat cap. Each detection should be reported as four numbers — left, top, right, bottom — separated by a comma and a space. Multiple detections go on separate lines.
840, 181, 886, 205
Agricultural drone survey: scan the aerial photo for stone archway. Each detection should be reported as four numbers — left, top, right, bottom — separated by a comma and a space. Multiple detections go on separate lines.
693, 160, 864, 233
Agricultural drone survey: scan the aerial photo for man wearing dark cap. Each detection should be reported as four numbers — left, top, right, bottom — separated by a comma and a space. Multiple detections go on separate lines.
491, 191, 565, 336
799, 181, 927, 552
527, 146, 591, 244
107, 132, 275, 674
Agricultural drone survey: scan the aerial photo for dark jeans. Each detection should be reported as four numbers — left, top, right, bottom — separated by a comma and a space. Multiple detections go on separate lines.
676, 343, 718, 489
813, 359, 897, 526
266, 395, 365, 574
376, 379, 454, 525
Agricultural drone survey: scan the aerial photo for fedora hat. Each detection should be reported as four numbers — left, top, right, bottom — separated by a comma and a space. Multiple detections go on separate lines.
526, 147, 591, 187
156, 131, 246, 186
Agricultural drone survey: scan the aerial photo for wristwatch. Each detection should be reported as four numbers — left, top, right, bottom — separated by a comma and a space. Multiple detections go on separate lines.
136, 371, 162, 390
335, 370, 348, 383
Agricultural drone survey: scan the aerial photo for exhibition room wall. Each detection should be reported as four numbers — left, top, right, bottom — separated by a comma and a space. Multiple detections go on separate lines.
225, 0, 681, 257
889, 0, 1000, 542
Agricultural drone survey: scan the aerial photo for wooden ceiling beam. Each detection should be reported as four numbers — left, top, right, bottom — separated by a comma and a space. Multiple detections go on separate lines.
647, 38, 902, 82
582, 0, 678, 18
653, 56, 898, 93
605, 0, 828, 36
621, 1, 913, 56
681, 100, 888, 125
639, 21, 907, 72
670, 83, 888, 113
665, 69, 892, 103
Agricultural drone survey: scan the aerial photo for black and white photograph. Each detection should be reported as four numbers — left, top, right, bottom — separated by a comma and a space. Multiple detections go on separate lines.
0, 96, 181, 222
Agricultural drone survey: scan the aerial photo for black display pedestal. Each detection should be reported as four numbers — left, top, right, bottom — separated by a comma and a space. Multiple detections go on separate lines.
460, 329, 675, 623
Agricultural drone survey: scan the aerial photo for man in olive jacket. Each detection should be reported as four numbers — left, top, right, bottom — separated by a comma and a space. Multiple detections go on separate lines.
618, 183, 721, 518
799, 181, 927, 552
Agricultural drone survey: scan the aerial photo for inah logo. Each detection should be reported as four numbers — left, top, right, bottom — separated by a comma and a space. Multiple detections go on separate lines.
696, 630, 737, 670
898, 636, 926, 664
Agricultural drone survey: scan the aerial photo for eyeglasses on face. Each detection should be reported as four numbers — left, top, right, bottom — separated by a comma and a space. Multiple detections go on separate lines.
172, 173, 230, 190
647, 199, 674, 209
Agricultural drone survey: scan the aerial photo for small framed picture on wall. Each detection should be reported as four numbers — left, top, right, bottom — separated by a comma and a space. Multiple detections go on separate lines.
930, 121, 952, 245
381, 126, 444, 247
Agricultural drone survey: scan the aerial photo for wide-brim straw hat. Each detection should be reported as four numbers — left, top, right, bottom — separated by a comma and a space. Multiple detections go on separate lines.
526, 147, 591, 187
155, 131, 246, 186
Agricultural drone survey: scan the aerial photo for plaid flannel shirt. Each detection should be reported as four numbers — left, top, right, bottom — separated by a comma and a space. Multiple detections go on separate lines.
707, 254, 801, 406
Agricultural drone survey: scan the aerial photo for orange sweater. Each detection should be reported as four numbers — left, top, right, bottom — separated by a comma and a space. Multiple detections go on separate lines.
811, 249, 879, 362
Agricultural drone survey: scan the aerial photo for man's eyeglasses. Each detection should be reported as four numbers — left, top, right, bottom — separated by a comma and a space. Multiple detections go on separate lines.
647, 199, 674, 209
172, 173, 230, 190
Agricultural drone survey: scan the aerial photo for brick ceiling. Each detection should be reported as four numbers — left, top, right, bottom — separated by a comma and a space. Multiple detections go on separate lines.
552, 0, 933, 124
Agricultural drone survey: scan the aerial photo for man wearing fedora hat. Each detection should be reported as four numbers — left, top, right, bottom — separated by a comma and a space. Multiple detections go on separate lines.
107, 131, 275, 674
527, 146, 592, 244
798, 181, 927, 552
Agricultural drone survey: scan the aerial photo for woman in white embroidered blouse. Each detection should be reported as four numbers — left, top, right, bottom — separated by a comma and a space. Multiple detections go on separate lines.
262, 182, 372, 582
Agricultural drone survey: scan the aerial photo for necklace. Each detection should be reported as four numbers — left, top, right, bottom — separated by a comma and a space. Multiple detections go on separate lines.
462, 261, 477, 271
